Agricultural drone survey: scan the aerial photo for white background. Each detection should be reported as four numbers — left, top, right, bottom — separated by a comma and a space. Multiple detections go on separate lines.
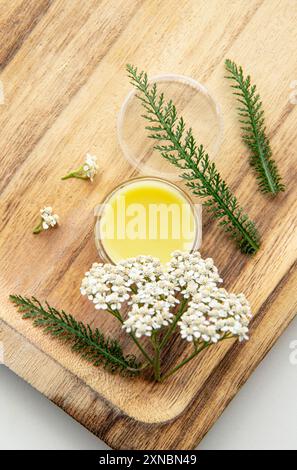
0, 317, 296, 450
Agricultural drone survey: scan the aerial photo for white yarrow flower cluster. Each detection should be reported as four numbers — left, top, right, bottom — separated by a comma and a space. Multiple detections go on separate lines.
83, 153, 98, 181
80, 262, 131, 310
178, 286, 252, 343
40, 206, 59, 230
81, 251, 252, 344
123, 278, 179, 338
119, 255, 163, 287
167, 251, 222, 296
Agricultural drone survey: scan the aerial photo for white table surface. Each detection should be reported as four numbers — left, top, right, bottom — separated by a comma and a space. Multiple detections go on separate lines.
0, 317, 296, 450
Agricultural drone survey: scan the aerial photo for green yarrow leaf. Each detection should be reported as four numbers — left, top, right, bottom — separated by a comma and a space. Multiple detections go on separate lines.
126, 64, 260, 255
225, 59, 285, 195
10, 295, 141, 376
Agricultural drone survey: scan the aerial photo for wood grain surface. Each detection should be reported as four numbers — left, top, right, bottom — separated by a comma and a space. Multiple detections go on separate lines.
0, 0, 297, 450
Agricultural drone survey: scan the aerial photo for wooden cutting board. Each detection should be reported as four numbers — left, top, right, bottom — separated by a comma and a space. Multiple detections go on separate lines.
0, 0, 297, 450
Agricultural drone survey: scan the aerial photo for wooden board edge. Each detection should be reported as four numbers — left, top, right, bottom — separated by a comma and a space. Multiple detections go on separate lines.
0, 262, 296, 450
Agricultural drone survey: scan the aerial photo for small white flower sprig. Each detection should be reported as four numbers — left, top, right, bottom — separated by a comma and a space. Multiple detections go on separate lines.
33, 206, 59, 235
81, 251, 252, 381
62, 153, 98, 182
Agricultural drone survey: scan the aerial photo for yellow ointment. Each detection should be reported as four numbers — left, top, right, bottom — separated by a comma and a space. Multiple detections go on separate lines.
96, 178, 199, 264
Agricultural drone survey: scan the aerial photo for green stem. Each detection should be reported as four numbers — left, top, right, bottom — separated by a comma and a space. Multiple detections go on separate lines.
107, 308, 123, 323
32, 220, 43, 234
152, 333, 161, 381
154, 348, 161, 381
160, 342, 210, 382
61, 166, 88, 180
160, 335, 233, 382
110, 307, 154, 366
130, 333, 154, 366
159, 298, 188, 349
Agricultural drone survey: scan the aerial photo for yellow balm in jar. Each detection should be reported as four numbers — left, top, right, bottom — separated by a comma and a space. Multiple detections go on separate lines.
95, 177, 201, 264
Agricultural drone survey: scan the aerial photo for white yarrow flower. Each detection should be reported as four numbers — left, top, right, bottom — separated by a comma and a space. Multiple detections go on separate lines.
62, 153, 98, 182
33, 206, 59, 234
83, 153, 98, 181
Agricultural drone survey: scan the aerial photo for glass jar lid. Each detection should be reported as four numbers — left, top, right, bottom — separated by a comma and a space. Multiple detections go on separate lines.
117, 73, 223, 181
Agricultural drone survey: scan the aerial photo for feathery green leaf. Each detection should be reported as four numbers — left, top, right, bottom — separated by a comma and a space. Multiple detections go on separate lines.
225, 59, 285, 195
126, 64, 260, 255
10, 295, 141, 376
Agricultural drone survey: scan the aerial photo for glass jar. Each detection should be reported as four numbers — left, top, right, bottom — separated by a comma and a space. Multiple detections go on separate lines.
95, 176, 202, 264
